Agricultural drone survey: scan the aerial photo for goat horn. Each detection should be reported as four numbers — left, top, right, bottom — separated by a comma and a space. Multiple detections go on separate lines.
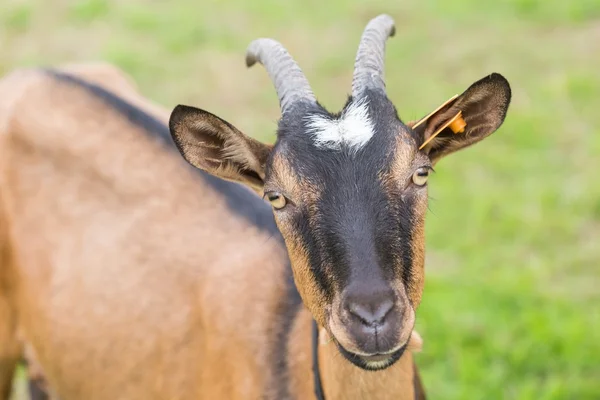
246, 38, 316, 115
352, 14, 396, 98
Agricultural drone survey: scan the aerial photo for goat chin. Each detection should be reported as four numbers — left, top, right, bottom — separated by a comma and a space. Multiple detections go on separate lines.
407, 330, 423, 353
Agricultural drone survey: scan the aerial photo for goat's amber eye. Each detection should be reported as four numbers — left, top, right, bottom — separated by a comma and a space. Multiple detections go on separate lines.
412, 167, 430, 186
264, 191, 287, 210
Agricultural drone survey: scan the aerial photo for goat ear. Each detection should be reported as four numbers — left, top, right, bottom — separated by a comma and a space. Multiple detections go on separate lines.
409, 73, 511, 165
169, 105, 272, 191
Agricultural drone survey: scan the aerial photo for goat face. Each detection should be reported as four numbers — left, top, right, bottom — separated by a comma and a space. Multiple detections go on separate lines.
169, 15, 511, 371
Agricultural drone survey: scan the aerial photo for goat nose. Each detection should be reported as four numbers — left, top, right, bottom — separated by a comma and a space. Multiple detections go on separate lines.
342, 286, 401, 354
345, 291, 394, 327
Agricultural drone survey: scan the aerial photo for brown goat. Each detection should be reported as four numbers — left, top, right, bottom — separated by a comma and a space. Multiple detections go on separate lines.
0, 15, 510, 400
0, 61, 423, 400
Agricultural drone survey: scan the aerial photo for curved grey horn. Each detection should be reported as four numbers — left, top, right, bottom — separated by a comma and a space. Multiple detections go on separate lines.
352, 14, 396, 98
246, 38, 316, 115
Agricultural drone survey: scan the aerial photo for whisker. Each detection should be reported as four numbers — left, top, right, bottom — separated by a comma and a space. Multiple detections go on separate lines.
261, 232, 276, 246
427, 195, 438, 217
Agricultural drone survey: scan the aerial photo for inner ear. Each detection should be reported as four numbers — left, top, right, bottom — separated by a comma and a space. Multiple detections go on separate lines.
411, 73, 511, 164
169, 104, 273, 192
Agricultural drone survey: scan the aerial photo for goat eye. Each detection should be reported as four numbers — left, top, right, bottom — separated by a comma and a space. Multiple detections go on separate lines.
412, 167, 430, 186
263, 191, 287, 210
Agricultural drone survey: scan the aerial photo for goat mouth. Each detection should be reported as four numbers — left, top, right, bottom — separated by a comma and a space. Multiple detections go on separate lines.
334, 341, 406, 371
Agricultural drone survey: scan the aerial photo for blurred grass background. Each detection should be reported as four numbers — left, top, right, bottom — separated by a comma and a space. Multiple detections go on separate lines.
2, 0, 599, 398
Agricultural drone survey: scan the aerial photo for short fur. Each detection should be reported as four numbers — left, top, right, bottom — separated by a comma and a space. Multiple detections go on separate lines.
170, 71, 510, 375
305, 97, 374, 150
0, 64, 430, 400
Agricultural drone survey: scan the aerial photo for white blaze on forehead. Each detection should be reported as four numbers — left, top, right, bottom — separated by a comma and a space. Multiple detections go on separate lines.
305, 99, 374, 151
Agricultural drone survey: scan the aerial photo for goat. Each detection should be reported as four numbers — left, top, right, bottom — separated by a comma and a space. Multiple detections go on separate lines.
0, 14, 511, 400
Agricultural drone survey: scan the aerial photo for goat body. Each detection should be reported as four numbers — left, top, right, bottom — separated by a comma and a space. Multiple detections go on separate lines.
0, 64, 423, 400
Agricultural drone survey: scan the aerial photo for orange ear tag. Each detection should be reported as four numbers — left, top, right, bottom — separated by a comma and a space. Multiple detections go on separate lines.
419, 111, 466, 150
448, 112, 466, 134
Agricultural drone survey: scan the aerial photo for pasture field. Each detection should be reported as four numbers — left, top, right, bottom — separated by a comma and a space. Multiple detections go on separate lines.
3, 0, 599, 398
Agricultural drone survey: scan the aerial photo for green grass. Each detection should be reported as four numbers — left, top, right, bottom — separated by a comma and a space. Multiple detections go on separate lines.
2, 0, 599, 398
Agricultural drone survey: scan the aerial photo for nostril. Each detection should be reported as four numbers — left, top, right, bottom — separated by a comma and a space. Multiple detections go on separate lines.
347, 298, 394, 327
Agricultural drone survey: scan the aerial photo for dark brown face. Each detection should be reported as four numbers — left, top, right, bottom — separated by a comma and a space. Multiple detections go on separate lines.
169, 15, 511, 370
169, 72, 510, 370
262, 94, 429, 370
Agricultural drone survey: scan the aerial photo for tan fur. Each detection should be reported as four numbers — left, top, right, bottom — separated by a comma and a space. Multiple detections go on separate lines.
269, 154, 331, 327
318, 321, 418, 400
381, 135, 430, 307
0, 211, 20, 399
0, 66, 279, 399
286, 307, 425, 400
58, 62, 171, 122
269, 153, 302, 199
167, 70, 508, 400
0, 64, 425, 399
408, 201, 427, 306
